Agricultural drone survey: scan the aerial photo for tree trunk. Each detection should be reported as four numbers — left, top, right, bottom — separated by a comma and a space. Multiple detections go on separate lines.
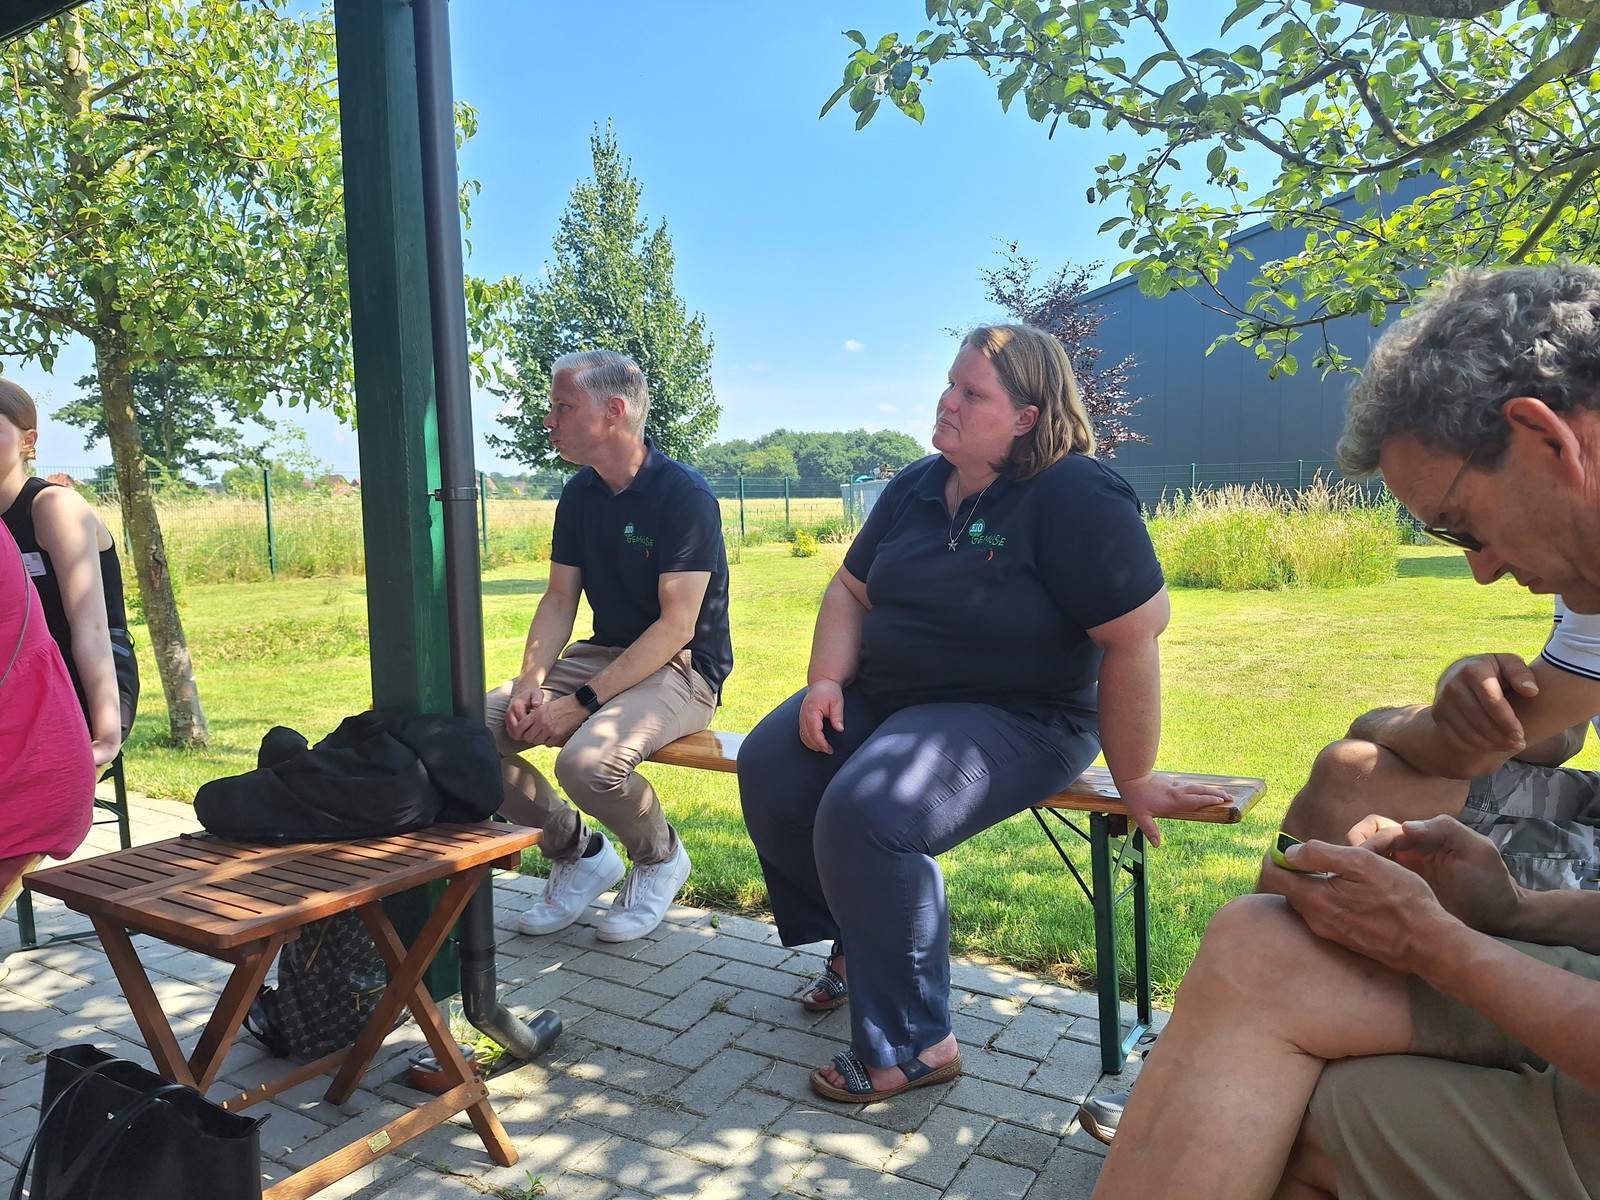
97, 345, 209, 747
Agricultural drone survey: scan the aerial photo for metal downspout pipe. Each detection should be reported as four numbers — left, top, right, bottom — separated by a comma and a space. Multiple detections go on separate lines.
411, 0, 558, 1061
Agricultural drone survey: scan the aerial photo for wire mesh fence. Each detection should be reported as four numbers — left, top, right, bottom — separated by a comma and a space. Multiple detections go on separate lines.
29, 457, 1398, 586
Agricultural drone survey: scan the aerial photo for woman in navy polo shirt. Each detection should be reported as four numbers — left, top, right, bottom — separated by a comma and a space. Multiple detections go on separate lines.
737, 324, 1227, 1103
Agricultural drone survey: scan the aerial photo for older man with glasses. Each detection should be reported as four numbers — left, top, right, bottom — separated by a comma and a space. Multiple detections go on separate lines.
1088, 264, 1600, 1200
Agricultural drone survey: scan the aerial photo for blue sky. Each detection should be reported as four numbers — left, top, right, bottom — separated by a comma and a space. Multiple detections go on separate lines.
17, 0, 1235, 476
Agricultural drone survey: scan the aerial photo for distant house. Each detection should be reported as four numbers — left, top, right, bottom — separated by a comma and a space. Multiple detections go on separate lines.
44, 472, 78, 489
320, 474, 359, 498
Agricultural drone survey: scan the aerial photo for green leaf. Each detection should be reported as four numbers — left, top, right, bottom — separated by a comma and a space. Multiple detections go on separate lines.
1221, 0, 1266, 38
1207, 146, 1227, 176
855, 99, 882, 130
820, 82, 852, 118
998, 67, 1028, 110
843, 29, 867, 48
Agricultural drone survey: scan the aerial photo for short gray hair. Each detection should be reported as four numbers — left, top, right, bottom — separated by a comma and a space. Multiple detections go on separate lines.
1338, 263, 1600, 478
552, 350, 651, 436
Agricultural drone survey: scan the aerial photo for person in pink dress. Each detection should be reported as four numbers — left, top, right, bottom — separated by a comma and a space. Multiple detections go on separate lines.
0, 518, 94, 907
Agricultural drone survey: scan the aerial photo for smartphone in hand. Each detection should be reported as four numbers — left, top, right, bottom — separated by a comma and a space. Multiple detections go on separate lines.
1270, 830, 1330, 875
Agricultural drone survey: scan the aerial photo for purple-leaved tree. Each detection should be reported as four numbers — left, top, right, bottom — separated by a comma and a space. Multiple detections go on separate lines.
982, 248, 1146, 457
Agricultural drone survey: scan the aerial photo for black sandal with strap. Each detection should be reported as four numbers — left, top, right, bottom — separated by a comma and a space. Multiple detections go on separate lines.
809, 1048, 963, 1103
801, 943, 848, 1012
801, 963, 849, 1012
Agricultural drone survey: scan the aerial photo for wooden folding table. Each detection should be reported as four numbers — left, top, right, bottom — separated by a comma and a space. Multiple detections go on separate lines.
24, 822, 541, 1200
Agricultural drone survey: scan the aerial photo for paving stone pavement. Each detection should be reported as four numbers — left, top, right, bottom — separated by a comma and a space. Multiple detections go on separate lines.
0, 794, 1156, 1199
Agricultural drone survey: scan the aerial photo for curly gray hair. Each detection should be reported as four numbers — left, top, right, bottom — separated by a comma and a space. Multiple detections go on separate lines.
1338, 264, 1600, 478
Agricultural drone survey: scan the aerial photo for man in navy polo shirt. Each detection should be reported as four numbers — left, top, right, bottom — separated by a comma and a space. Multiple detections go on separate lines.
486, 350, 731, 942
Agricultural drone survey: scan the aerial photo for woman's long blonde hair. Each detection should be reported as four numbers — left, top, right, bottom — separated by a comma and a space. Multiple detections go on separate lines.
962, 324, 1095, 479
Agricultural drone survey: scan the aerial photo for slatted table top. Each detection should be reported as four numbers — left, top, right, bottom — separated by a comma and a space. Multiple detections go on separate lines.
24, 823, 541, 950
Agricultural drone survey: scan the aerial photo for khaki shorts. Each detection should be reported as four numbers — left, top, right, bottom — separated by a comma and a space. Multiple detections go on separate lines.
1310, 940, 1600, 1200
1463, 760, 1600, 890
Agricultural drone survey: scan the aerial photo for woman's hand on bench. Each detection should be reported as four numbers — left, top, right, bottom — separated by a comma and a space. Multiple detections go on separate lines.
1115, 772, 1236, 846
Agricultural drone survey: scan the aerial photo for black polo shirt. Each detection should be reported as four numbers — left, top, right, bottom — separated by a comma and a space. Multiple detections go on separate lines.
842, 453, 1163, 728
551, 441, 732, 695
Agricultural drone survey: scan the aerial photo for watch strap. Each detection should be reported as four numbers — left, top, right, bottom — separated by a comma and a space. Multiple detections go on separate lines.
575, 684, 602, 715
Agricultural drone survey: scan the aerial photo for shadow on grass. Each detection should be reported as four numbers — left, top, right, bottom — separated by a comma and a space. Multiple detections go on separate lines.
1396, 554, 1471, 579
481, 578, 547, 596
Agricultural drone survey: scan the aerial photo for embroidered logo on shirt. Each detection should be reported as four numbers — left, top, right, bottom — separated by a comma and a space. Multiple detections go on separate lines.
968, 519, 1006, 547
622, 522, 655, 547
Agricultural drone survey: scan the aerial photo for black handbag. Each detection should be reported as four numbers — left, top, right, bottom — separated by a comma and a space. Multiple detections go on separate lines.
8, 1045, 266, 1200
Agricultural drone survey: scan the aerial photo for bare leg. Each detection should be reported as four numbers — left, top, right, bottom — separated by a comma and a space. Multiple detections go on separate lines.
1280, 738, 1469, 846
1271, 1110, 1339, 1200
1091, 895, 1412, 1200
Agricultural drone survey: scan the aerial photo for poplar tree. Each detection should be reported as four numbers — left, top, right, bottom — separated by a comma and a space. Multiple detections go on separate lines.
492, 128, 719, 470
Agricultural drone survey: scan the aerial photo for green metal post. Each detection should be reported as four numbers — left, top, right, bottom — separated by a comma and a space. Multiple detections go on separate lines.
784, 476, 790, 527
1298, 459, 1305, 490
478, 469, 489, 554
263, 468, 277, 579
333, 0, 455, 997
738, 474, 746, 545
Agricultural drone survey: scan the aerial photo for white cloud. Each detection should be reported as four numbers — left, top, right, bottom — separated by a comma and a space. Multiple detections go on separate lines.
843, 340, 864, 352
877, 403, 898, 415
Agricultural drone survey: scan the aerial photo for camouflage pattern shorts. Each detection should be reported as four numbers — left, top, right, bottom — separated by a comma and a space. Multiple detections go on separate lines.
1462, 760, 1600, 891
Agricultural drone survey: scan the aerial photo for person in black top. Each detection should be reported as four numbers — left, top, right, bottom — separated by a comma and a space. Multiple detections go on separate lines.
737, 325, 1227, 1103
0, 379, 133, 765
485, 350, 731, 943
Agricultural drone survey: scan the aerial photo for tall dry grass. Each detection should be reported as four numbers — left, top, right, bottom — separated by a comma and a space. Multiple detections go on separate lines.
1147, 477, 1402, 590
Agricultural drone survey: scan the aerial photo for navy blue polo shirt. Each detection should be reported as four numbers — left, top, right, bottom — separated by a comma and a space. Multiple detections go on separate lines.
842, 453, 1163, 727
551, 441, 733, 696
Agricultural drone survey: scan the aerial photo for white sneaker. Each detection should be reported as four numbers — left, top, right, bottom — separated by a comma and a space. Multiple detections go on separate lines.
517, 837, 625, 936
596, 841, 692, 942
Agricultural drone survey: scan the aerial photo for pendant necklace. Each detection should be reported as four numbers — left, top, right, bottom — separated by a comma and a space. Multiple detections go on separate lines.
946, 478, 995, 551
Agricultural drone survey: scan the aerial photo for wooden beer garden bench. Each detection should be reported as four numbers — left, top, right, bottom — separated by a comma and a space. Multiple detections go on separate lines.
648, 730, 1265, 1075
23, 822, 542, 1200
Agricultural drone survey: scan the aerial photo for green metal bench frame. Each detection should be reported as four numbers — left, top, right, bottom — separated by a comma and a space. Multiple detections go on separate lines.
16, 751, 132, 948
648, 730, 1264, 1076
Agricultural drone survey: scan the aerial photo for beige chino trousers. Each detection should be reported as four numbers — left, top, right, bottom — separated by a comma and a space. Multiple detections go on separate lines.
486, 642, 717, 865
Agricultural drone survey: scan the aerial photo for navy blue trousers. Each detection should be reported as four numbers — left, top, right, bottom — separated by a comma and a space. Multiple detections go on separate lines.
737, 685, 1099, 1068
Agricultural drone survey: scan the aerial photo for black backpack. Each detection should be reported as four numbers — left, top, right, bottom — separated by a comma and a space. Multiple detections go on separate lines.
193, 711, 502, 843
244, 911, 389, 1060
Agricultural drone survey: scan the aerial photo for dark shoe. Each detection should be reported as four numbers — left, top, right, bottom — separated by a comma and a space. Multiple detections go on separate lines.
809, 1049, 963, 1103
1078, 1091, 1127, 1145
801, 963, 849, 1012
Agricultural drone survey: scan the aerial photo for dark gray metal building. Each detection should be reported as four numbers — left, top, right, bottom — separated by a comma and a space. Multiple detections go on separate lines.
1083, 190, 1423, 502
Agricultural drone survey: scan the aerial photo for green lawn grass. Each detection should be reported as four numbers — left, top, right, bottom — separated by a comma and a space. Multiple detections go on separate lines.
118, 544, 1584, 1000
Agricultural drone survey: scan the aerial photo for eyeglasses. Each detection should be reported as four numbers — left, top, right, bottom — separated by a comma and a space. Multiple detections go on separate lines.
1420, 452, 1483, 553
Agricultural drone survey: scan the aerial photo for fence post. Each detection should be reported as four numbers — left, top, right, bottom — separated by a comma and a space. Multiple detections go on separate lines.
784, 476, 790, 528
738, 474, 746, 545
1297, 459, 1305, 490
1189, 462, 1197, 495
263, 468, 278, 579
478, 469, 488, 553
